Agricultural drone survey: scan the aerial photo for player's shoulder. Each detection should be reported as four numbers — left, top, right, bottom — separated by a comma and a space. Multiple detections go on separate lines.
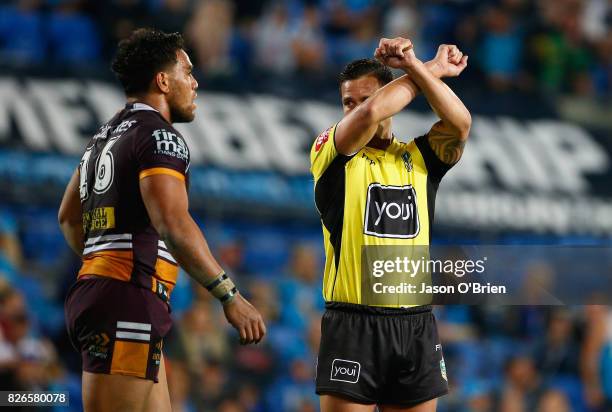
128, 110, 188, 150
312, 124, 337, 153
129, 109, 173, 135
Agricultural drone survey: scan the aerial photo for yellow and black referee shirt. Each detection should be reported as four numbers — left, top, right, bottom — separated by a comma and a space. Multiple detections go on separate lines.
310, 124, 453, 307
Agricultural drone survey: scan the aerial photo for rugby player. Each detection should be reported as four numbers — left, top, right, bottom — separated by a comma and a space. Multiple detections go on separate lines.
311, 37, 471, 412
58, 29, 265, 412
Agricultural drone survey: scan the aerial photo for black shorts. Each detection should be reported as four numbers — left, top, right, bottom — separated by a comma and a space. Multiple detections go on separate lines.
65, 277, 172, 382
316, 302, 449, 407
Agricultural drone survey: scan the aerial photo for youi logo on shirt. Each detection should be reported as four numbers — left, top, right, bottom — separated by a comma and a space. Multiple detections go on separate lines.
364, 183, 420, 238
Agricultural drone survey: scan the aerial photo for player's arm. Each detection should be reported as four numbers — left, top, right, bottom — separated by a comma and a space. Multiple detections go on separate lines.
334, 40, 463, 156
58, 169, 84, 256
398, 44, 471, 165
140, 174, 266, 344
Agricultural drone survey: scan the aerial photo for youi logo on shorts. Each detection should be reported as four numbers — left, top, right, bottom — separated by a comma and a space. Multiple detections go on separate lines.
330, 359, 361, 383
364, 183, 420, 238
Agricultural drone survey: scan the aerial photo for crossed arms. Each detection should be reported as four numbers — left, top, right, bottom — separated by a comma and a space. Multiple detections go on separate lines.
335, 38, 472, 164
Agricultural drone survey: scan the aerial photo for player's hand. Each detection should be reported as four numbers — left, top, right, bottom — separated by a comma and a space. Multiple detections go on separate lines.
431, 44, 468, 78
223, 293, 267, 345
374, 37, 420, 70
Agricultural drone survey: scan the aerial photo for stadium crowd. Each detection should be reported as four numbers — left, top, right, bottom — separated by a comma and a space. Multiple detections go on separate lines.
0, 0, 610, 98
1, 206, 612, 411
0, 0, 612, 411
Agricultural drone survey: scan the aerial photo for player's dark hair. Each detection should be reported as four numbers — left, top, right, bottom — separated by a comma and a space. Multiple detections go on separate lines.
111, 28, 185, 96
338, 59, 394, 87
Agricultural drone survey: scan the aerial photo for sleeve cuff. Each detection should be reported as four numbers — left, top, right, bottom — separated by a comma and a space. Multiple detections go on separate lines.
139, 167, 185, 181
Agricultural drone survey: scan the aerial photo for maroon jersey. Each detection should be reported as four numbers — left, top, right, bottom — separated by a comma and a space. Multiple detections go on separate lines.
77, 102, 190, 300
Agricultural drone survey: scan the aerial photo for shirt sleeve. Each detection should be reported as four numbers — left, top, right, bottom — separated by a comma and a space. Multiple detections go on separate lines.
134, 125, 190, 181
310, 124, 339, 181
414, 134, 453, 184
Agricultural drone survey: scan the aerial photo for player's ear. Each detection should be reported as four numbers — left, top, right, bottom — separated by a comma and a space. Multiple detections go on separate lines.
155, 72, 171, 94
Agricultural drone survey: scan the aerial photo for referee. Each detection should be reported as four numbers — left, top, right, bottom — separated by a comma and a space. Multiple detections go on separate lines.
311, 37, 471, 412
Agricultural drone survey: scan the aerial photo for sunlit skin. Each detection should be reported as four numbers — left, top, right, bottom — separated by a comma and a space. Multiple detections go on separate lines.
166, 49, 198, 123
127, 49, 199, 124
340, 75, 392, 151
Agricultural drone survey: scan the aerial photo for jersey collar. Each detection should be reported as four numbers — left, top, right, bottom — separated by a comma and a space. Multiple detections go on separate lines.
364, 135, 397, 158
128, 102, 159, 112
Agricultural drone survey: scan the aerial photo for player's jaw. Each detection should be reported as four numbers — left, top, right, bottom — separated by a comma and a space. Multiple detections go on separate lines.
167, 85, 197, 123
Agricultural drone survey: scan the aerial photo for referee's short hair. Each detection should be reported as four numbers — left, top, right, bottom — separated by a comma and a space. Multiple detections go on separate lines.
339, 59, 394, 87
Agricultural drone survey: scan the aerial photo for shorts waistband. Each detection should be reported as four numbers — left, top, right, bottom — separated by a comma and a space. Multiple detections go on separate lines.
325, 301, 432, 315
78, 275, 170, 304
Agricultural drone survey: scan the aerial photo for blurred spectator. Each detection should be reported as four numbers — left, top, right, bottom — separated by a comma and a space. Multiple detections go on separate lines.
153, 0, 192, 35
526, 0, 594, 95
479, 5, 524, 91
196, 360, 231, 410
536, 389, 571, 412
0, 1, 610, 410
383, 0, 420, 39
461, 380, 495, 412
187, 0, 236, 75
532, 309, 579, 378
165, 300, 229, 376
278, 243, 323, 330
592, 30, 612, 99
216, 237, 251, 279
0, 287, 60, 394
93, 0, 152, 59
291, 4, 326, 73
253, 2, 296, 74
218, 399, 246, 412
235, 383, 263, 412
499, 355, 542, 412
581, 305, 610, 410
0, 0, 45, 65
0, 209, 22, 274
265, 357, 318, 412
167, 360, 196, 412
321, 0, 376, 38
231, 280, 277, 383
47, 0, 101, 65
335, 16, 379, 66
0, 0, 607, 100
581, 0, 610, 41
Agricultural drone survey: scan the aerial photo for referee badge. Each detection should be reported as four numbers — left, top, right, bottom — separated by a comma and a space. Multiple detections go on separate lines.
402, 152, 413, 173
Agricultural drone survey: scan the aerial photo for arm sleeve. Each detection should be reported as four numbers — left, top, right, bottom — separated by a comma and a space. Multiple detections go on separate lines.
414, 134, 453, 184
310, 125, 340, 181
134, 125, 191, 181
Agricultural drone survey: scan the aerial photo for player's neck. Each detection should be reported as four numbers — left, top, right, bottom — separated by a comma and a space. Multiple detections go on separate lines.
367, 129, 393, 150
126, 95, 172, 124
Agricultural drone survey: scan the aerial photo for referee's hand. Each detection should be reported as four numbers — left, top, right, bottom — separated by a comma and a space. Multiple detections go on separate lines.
223, 293, 267, 345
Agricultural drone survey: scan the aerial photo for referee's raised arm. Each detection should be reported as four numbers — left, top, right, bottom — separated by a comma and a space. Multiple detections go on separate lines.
334, 37, 469, 156
388, 42, 472, 165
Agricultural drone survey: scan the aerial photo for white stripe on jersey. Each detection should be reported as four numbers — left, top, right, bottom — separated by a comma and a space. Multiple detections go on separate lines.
157, 250, 177, 264
115, 331, 150, 341
117, 321, 152, 331
85, 233, 133, 246
83, 242, 133, 255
